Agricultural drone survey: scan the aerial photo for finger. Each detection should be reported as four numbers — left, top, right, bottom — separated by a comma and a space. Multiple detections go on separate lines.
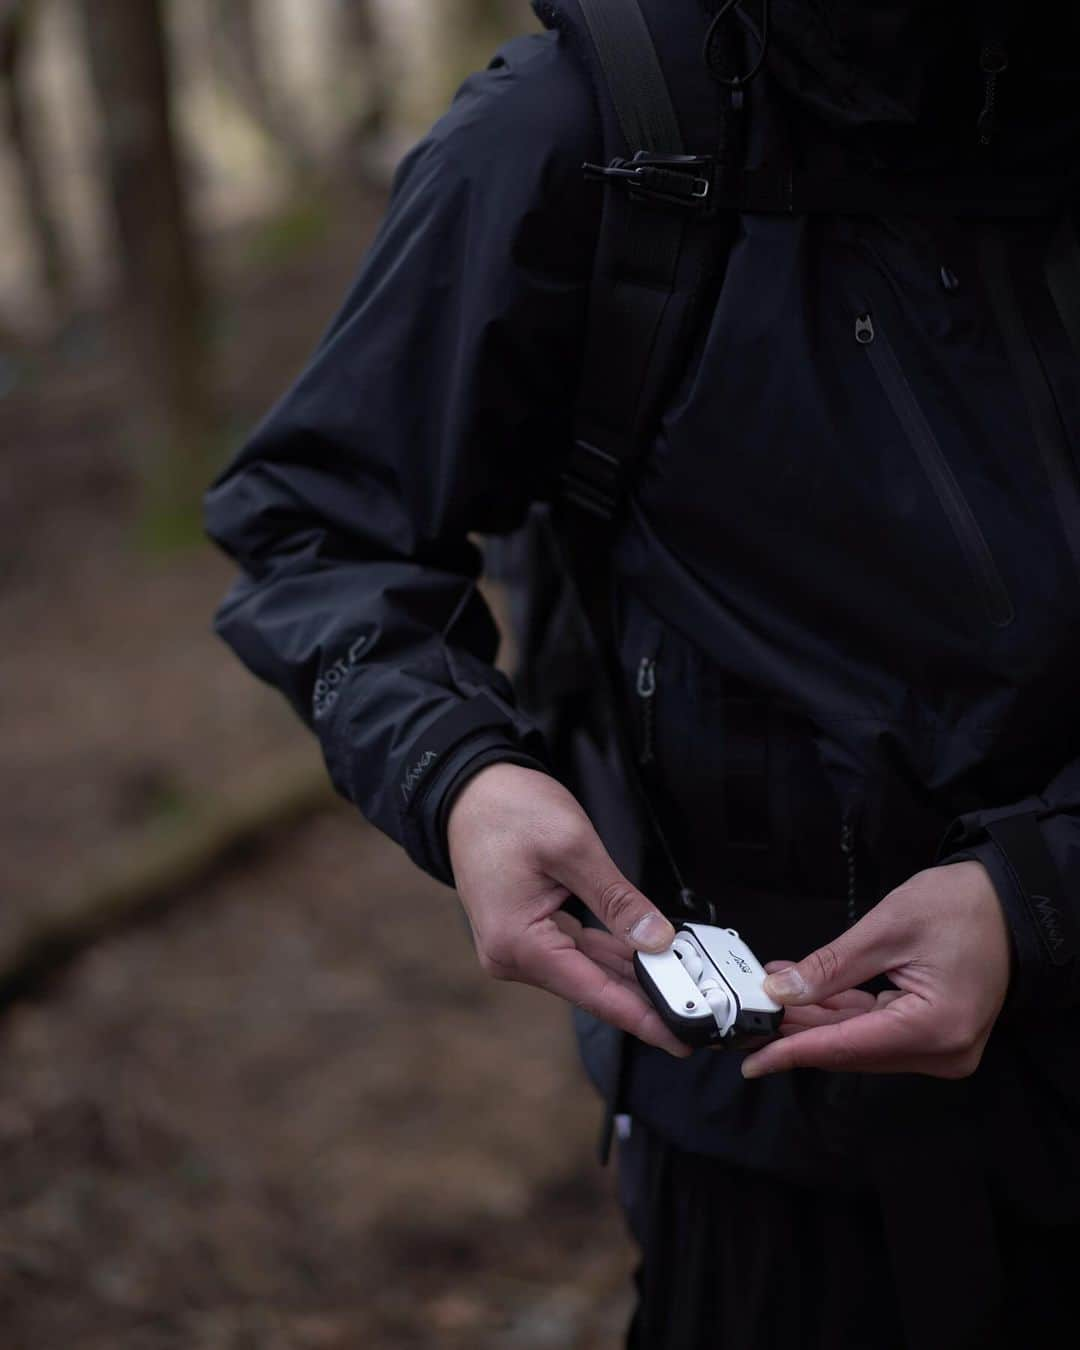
522, 942, 691, 1058
552, 910, 637, 962
579, 940, 638, 985
742, 994, 931, 1077
821, 989, 877, 1012
551, 912, 638, 981
779, 988, 879, 1013
761, 907, 907, 1007
776, 1004, 870, 1033
765, 962, 874, 1012
545, 828, 675, 954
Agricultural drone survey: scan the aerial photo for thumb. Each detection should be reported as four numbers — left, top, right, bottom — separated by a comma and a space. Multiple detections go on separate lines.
762, 911, 897, 1006
550, 830, 675, 953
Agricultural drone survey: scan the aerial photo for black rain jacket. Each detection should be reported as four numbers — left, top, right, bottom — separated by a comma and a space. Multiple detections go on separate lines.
207, 10, 1080, 1217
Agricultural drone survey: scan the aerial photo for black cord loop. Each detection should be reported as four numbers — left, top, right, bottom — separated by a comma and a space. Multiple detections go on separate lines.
703, 0, 772, 94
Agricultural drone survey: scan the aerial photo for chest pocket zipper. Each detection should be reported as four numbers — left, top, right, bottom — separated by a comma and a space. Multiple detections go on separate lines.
636, 655, 657, 767
850, 296, 1015, 629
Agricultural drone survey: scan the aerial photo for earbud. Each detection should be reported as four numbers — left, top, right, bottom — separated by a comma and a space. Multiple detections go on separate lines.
673, 935, 704, 981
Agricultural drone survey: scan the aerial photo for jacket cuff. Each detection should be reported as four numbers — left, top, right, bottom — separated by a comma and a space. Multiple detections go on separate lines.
397, 694, 548, 885
937, 841, 1044, 1014
936, 808, 1079, 1012
434, 741, 550, 885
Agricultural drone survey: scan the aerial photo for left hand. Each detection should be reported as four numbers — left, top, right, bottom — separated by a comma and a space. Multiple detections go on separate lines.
741, 860, 1012, 1080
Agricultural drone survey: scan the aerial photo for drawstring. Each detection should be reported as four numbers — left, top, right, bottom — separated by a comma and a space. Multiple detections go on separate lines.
977, 38, 1009, 145
977, 1, 1011, 146
705, 2, 1009, 148
703, 0, 772, 108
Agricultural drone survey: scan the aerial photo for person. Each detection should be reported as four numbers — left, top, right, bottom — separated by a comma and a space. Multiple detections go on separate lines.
206, 3, 1080, 1346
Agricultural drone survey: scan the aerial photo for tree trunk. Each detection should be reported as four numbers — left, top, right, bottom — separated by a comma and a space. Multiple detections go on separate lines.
0, 0, 71, 316
213, 0, 314, 179
336, 0, 390, 148
77, 0, 218, 541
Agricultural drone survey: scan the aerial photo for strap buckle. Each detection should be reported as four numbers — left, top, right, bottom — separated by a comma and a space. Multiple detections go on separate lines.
583, 151, 713, 210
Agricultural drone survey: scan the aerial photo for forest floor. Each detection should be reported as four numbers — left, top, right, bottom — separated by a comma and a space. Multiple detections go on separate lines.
0, 811, 634, 1350
0, 182, 636, 1349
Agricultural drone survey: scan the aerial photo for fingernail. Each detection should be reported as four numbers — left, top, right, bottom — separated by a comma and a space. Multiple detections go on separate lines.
629, 912, 674, 951
763, 968, 807, 1001
741, 1058, 766, 1080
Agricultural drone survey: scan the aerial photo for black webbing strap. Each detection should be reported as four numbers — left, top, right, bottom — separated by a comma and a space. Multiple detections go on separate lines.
986, 812, 1078, 967
578, 0, 682, 156
538, 0, 730, 1166
548, 0, 727, 904
564, 2, 715, 528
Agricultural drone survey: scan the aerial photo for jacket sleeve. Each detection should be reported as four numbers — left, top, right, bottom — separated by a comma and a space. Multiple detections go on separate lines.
204, 31, 601, 885
936, 759, 1080, 1011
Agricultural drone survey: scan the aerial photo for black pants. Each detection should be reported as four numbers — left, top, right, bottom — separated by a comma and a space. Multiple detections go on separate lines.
618, 1118, 1079, 1350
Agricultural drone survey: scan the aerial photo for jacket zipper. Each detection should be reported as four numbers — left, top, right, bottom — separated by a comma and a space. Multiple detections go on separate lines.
636, 656, 657, 766
849, 295, 1016, 629
840, 813, 858, 926
980, 225, 1080, 588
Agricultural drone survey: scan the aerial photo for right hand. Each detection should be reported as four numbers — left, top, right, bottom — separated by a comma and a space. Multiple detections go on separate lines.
447, 762, 691, 1058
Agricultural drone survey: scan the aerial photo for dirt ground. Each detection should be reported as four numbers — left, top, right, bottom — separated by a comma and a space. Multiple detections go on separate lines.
0, 184, 638, 1347
0, 812, 634, 1350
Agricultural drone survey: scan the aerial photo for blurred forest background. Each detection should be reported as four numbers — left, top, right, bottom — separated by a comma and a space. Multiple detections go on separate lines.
0, 3, 632, 1347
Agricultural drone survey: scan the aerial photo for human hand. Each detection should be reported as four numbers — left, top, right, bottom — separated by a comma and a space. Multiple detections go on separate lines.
447, 762, 690, 1058
741, 859, 1011, 1080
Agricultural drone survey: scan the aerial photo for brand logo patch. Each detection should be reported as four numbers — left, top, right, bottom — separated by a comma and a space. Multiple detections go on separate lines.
313, 634, 372, 721
401, 750, 438, 803
1031, 893, 1066, 954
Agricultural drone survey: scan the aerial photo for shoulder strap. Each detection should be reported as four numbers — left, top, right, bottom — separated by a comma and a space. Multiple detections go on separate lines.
576, 0, 683, 155
535, 0, 730, 525
534, 0, 731, 899
531, 1, 734, 1168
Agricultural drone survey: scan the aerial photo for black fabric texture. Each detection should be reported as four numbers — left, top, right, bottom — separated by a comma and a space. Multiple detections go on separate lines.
206, 30, 602, 882
618, 1117, 1080, 1350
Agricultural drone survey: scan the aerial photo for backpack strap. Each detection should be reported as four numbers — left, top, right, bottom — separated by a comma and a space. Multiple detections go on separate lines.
533, 0, 730, 886
576, 0, 683, 155
535, 0, 730, 529
537, 6, 729, 693
534, 0, 734, 1163
502, 4, 729, 833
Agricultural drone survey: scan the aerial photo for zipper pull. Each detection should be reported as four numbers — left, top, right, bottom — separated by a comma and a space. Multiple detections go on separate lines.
636, 656, 656, 699
940, 265, 961, 293
636, 657, 657, 767
854, 313, 875, 345
978, 42, 1009, 147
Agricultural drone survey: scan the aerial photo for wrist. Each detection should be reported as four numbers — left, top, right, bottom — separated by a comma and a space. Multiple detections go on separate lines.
444, 759, 551, 875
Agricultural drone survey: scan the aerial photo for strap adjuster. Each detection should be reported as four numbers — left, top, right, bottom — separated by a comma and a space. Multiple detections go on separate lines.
560, 438, 623, 522
583, 151, 713, 210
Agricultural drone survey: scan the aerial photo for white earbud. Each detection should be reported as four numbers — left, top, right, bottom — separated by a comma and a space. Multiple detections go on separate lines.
673, 935, 704, 981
